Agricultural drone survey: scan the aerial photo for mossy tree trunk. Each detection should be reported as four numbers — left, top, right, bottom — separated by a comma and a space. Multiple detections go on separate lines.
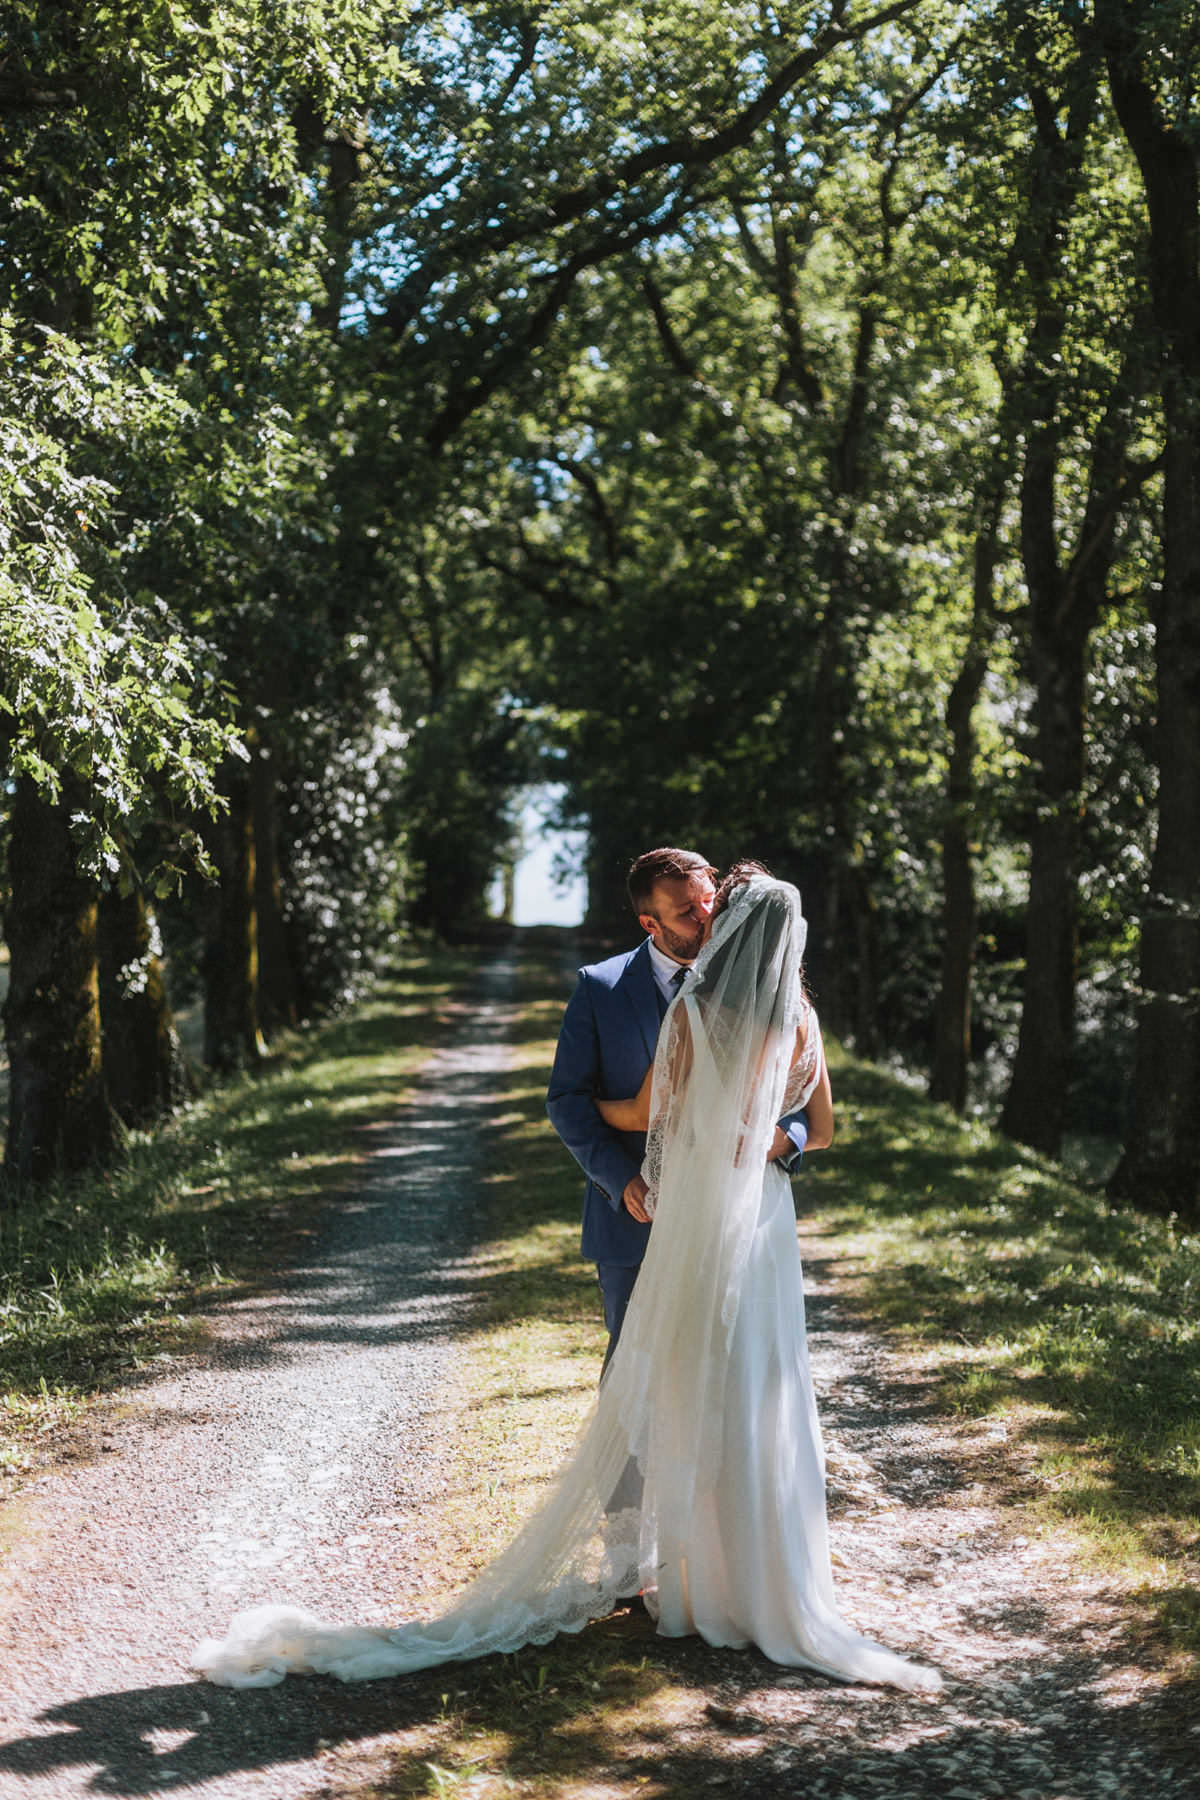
250, 744, 299, 1037
203, 760, 266, 1072
3, 777, 117, 1190
98, 879, 189, 1126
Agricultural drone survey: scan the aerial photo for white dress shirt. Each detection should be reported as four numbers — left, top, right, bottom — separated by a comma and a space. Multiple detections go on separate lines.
647, 938, 692, 1007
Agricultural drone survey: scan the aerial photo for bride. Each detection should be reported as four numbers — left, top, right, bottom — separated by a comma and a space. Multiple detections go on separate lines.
193, 868, 941, 1692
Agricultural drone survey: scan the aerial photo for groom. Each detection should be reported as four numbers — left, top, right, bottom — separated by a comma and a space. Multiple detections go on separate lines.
547, 846, 810, 1370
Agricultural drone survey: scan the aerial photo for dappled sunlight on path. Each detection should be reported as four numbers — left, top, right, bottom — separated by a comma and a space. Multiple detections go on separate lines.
0, 951, 525, 1798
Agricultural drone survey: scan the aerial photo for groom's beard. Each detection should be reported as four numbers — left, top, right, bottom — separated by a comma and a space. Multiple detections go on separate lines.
656, 921, 704, 963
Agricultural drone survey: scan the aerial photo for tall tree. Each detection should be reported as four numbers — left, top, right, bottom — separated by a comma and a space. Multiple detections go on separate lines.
1097, 0, 1200, 1216
993, 17, 1156, 1154
0, 2, 393, 1166
930, 392, 1016, 1112
0, 339, 238, 1185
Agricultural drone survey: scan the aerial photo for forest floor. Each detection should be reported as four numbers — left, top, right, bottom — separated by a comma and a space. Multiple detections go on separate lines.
0, 938, 1196, 1800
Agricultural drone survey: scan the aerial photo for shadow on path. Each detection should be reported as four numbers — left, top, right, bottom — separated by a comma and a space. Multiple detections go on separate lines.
2, 1608, 1196, 1800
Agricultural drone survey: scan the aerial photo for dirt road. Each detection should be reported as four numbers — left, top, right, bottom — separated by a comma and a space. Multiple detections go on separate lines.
0, 946, 1194, 1799
0, 956, 520, 1798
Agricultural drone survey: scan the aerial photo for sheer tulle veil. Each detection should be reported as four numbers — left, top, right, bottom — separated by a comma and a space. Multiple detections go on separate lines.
192, 878, 940, 1692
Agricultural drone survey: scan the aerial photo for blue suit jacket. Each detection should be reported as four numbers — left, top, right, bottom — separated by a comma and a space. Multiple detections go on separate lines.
548, 938, 814, 1269
546, 940, 660, 1267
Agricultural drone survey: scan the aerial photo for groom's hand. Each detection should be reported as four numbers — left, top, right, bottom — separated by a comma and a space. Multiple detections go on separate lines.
622, 1174, 652, 1223
766, 1127, 792, 1163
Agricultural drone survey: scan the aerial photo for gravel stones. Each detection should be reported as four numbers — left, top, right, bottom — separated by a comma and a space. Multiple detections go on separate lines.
0, 955, 521, 1798
0, 949, 1194, 1799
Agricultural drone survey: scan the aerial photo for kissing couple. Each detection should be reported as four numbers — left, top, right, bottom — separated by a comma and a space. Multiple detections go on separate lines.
194, 848, 941, 1693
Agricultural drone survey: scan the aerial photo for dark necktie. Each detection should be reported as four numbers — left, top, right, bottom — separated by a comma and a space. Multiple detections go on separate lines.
657, 966, 687, 1019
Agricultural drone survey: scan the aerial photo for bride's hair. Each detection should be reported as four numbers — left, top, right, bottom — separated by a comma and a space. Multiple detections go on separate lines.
712, 860, 808, 997
712, 859, 772, 919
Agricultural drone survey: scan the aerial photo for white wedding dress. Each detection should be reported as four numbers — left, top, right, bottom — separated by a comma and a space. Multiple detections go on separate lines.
193, 880, 940, 1693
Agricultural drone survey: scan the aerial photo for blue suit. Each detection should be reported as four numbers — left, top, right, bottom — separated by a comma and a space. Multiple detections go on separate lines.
546, 939, 660, 1271
547, 937, 812, 1365
546, 939, 660, 1365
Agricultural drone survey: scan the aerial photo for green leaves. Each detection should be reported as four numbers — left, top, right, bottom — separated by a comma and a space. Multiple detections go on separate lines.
0, 321, 243, 883
0, 0, 1179, 1129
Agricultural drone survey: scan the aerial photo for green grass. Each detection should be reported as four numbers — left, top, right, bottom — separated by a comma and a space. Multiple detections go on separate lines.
0, 945, 484, 1465
802, 1045, 1200, 1662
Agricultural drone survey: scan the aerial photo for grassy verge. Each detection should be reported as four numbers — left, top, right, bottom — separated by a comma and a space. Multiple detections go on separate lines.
0, 945, 484, 1477
803, 1044, 1200, 1665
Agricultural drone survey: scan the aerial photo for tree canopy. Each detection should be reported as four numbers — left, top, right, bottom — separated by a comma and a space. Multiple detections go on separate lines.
2, 0, 1197, 1216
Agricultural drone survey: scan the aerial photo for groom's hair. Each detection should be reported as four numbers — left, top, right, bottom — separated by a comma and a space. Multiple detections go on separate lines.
627, 847, 716, 915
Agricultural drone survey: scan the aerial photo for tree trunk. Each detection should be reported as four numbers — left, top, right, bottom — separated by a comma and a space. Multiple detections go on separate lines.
98, 881, 189, 1126
250, 746, 299, 1037
930, 810, 977, 1114
931, 363, 1019, 1112
1111, 569, 1200, 1213
848, 860, 880, 1059
3, 778, 116, 1190
931, 589, 995, 1111
584, 837, 635, 936
203, 762, 265, 1072
1101, 8, 1200, 1216
814, 865, 853, 1046
1000, 633, 1088, 1151
996, 46, 1156, 1156
807, 311, 879, 1048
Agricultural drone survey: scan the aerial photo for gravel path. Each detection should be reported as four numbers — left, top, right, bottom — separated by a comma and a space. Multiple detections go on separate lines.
734, 1235, 1199, 1800
0, 944, 1195, 1800
0, 952, 522, 1799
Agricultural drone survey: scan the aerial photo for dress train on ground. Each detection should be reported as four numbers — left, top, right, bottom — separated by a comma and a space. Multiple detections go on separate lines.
192, 882, 941, 1694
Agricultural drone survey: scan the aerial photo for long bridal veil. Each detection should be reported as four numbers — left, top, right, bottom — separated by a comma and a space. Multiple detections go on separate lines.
193, 878, 940, 1692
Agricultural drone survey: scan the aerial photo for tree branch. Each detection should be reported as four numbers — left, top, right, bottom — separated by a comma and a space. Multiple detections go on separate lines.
639, 270, 699, 380
425, 196, 696, 452
382, 0, 924, 342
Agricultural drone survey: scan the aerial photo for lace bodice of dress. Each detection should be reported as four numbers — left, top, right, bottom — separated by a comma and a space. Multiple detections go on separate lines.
782, 997, 822, 1116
